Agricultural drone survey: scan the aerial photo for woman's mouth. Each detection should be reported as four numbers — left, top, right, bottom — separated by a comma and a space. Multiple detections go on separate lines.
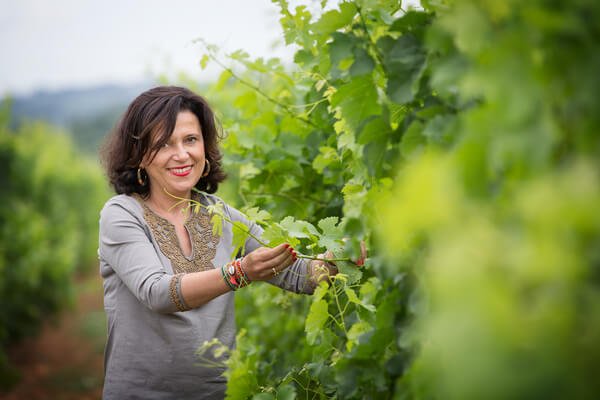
169, 165, 192, 177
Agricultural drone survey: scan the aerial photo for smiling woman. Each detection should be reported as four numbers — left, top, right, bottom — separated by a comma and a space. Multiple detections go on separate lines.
143, 111, 206, 199
98, 86, 338, 399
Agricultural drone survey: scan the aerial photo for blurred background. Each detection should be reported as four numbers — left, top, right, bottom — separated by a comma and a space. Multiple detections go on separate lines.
1, 0, 298, 153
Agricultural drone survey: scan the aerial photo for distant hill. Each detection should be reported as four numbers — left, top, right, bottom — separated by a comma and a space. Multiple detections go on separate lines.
9, 83, 155, 126
5, 82, 155, 154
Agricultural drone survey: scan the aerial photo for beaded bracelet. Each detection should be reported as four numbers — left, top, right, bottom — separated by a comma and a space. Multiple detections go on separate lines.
235, 259, 251, 288
221, 258, 251, 291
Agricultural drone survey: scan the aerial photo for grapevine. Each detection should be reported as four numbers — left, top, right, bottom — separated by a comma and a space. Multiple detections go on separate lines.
165, 188, 355, 264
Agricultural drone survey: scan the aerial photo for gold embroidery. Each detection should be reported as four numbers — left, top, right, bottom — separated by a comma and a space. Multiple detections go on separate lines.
134, 193, 220, 275
169, 273, 189, 312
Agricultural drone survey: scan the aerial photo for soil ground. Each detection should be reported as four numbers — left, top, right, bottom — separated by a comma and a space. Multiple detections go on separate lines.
1, 274, 106, 400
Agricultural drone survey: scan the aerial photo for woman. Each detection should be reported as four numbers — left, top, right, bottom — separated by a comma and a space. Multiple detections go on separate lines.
99, 86, 337, 399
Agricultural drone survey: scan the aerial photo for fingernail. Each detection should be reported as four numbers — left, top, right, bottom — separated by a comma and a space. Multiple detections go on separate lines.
284, 243, 290, 248
292, 251, 296, 257
293, 256, 297, 262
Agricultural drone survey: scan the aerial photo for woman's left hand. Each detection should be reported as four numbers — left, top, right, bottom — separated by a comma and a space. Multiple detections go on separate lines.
310, 240, 367, 286
310, 250, 338, 286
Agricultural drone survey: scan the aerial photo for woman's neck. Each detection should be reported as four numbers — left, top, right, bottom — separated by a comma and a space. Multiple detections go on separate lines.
145, 187, 191, 219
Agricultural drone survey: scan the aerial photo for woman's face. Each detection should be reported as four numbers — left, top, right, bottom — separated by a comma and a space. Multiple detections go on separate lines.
143, 110, 206, 199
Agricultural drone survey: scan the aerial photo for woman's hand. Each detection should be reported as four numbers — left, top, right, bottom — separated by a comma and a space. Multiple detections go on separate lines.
311, 250, 338, 286
310, 241, 368, 286
241, 243, 296, 281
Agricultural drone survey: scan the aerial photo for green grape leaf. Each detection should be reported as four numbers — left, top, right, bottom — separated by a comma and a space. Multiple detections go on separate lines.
312, 146, 338, 172
240, 163, 261, 179
341, 183, 364, 195
231, 221, 249, 259
211, 213, 223, 236
344, 285, 360, 303
277, 384, 297, 400
317, 217, 344, 250
261, 224, 289, 247
244, 207, 272, 223
205, 201, 225, 217
265, 158, 303, 175
328, 32, 355, 66
364, 139, 387, 178
214, 69, 232, 91
311, 2, 357, 35
199, 54, 210, 69
416, 105, 446, 119
279, 216, 319, 240
358, 116, 392, 145
379, 34, 427, 104
313, 281, 329, 302
330, 76, 381, 131
332, 248, 362, 284
305, 299, 329, 345
349, 47, 375, 77
344, 286, 376, 312
252, 393, 275, 400
389, 10, 432, 37
294, 49, 315, 66
338, 57, 354, 71
360, 277, 380, 306
400, 120, 426, 158
422, 114, 457, 147
346, 320, 373, 351
233, 91, 259, 115
206, 202, 225, 236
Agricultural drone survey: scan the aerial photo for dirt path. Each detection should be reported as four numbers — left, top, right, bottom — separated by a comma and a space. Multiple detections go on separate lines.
1, 274, 106, 400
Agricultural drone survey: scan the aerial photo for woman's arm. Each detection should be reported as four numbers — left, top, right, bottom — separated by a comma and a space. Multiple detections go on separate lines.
100, 201, 182, 313
101, 198, 298, 311
218, 202, 318, 294
180, 243, 296, 308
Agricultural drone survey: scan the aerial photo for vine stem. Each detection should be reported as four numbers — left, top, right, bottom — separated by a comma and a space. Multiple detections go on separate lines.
298, 255, 352, 262
165, 189, 269, 247
245, 191, 328, 208
164, 189, 354, 264
196, 43, 321, 130
331, 281, 348, 335
356, 5, 387, 75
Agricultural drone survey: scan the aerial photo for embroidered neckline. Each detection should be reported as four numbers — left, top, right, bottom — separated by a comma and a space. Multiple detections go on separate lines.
133, 192, 220, 274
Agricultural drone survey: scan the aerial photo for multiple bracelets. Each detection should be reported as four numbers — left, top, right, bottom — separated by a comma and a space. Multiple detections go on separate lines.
221, 258, 251, 291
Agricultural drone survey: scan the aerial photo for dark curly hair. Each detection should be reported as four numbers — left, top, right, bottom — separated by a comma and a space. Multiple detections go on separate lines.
101, 86, 227, 197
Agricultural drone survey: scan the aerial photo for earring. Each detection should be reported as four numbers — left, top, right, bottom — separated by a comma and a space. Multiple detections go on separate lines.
202, 160, 211, 177
137, 167, 147, 186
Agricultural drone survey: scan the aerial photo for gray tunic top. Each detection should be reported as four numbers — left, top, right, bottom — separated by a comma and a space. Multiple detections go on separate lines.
98, 192, 314, 399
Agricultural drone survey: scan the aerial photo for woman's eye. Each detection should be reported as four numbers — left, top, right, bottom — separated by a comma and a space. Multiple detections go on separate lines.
186, 136, 198, 144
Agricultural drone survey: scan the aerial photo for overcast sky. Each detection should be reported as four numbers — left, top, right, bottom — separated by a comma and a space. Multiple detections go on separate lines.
1, 1, 420, 97
0, 0, 301, 96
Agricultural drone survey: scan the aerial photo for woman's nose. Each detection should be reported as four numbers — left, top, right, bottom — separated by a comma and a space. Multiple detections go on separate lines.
172, 143, 189, 160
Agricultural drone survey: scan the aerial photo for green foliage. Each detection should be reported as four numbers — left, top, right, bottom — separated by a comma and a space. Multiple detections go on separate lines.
0, 107, 110, 387
168, 0, 600, 397
380, 1, 600, 398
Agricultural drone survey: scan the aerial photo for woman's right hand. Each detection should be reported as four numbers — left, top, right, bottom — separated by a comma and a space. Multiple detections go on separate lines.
241, 243, 296, 281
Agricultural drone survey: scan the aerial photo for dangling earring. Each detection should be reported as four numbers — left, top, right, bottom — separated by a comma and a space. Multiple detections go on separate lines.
137, 167, 147, 186
202, 160, 211, 177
